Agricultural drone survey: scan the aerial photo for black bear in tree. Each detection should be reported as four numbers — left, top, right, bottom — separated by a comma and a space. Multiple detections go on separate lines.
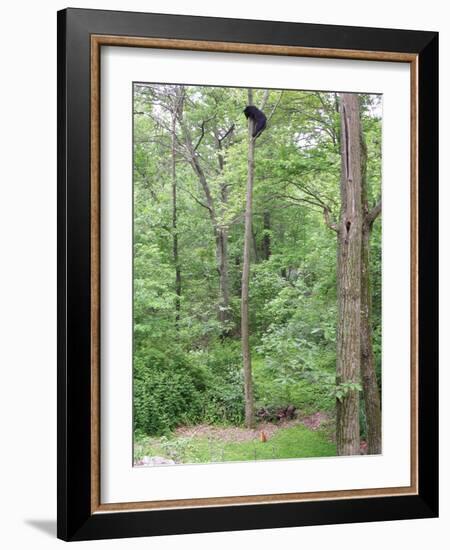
243, 105, 267, 138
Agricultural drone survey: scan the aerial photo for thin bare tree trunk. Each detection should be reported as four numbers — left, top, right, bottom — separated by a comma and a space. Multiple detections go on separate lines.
216, 227, 230, 333
262, 210, 271, 260
242, 89, 255, 428
361, 219, 382, 454
171, 94, 181, 325
251, 223, 259, 262
216, 140, 232, 336
336, 93, 363, 456
360, 130, 382, 454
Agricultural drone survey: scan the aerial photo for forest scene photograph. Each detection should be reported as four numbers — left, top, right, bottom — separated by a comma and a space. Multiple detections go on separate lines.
132, 83, 382, 467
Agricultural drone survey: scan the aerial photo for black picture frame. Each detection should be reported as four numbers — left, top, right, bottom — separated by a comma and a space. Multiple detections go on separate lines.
57, 7, 438, 542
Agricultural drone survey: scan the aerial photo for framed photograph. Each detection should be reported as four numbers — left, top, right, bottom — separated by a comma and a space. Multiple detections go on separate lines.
57, 8, 438, 542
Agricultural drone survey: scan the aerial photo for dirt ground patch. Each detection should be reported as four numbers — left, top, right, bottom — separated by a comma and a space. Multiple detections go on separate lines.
298, 411, 330, 431
174, 412, 330, 443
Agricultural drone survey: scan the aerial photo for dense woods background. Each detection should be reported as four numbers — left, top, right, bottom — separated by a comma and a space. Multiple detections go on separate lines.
132, 84, 382, 464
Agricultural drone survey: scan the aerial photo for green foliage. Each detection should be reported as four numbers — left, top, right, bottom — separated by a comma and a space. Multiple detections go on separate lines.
334, 382, 363, 403
133, 350, 205, 435
191, 343, 246, 425
253, 358, 334, 414
134, 343, 247, 435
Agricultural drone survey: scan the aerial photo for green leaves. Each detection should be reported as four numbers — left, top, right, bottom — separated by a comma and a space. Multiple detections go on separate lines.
334, 382, 363, 403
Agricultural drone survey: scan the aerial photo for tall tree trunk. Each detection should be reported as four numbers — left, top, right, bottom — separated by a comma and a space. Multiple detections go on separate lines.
216, 162, 231, 335
262, 210, 271, 260
361, 218, 382, 454
251, 223, 259, 262
336, 93, 363, 456
216, 227, 230, 334
171, 101, 181, 325
242, 89, 255, 429
183, 124, 231, 333
360, 130, 382, 454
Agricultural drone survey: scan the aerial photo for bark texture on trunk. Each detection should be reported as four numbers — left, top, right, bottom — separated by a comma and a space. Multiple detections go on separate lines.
262, 210, 271, 260
242, 90, 255, 429
171, 93, 182, 325
216, 138, 232, 335
336, 93, 362, 456
360, 131, 382, 455
361, 219, 382, 454
171, 86, 184, 327
216, 227, 230, 331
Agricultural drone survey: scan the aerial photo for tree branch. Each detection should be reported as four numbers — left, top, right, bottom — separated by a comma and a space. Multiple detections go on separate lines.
281, 178, 337, 211
193, 116, 216, 151
367, 199, 382, 226
323, 207, 339, 233
178, 184, 212, 213
273, 192, 325, 210
266, 91, 283, 125
218, 124, 235, 143
194, 120, 207, 151
259, 89, 270, 111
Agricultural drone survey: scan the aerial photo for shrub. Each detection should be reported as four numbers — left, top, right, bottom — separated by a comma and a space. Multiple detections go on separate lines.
202, 368, 245, 425
190, 342, 245, 425
133, 349, 205, 435
253, 359, 334, 415
134, 343, 247, 435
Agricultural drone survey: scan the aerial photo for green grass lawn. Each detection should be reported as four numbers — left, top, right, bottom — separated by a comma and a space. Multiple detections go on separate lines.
135, 424, 336, 465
